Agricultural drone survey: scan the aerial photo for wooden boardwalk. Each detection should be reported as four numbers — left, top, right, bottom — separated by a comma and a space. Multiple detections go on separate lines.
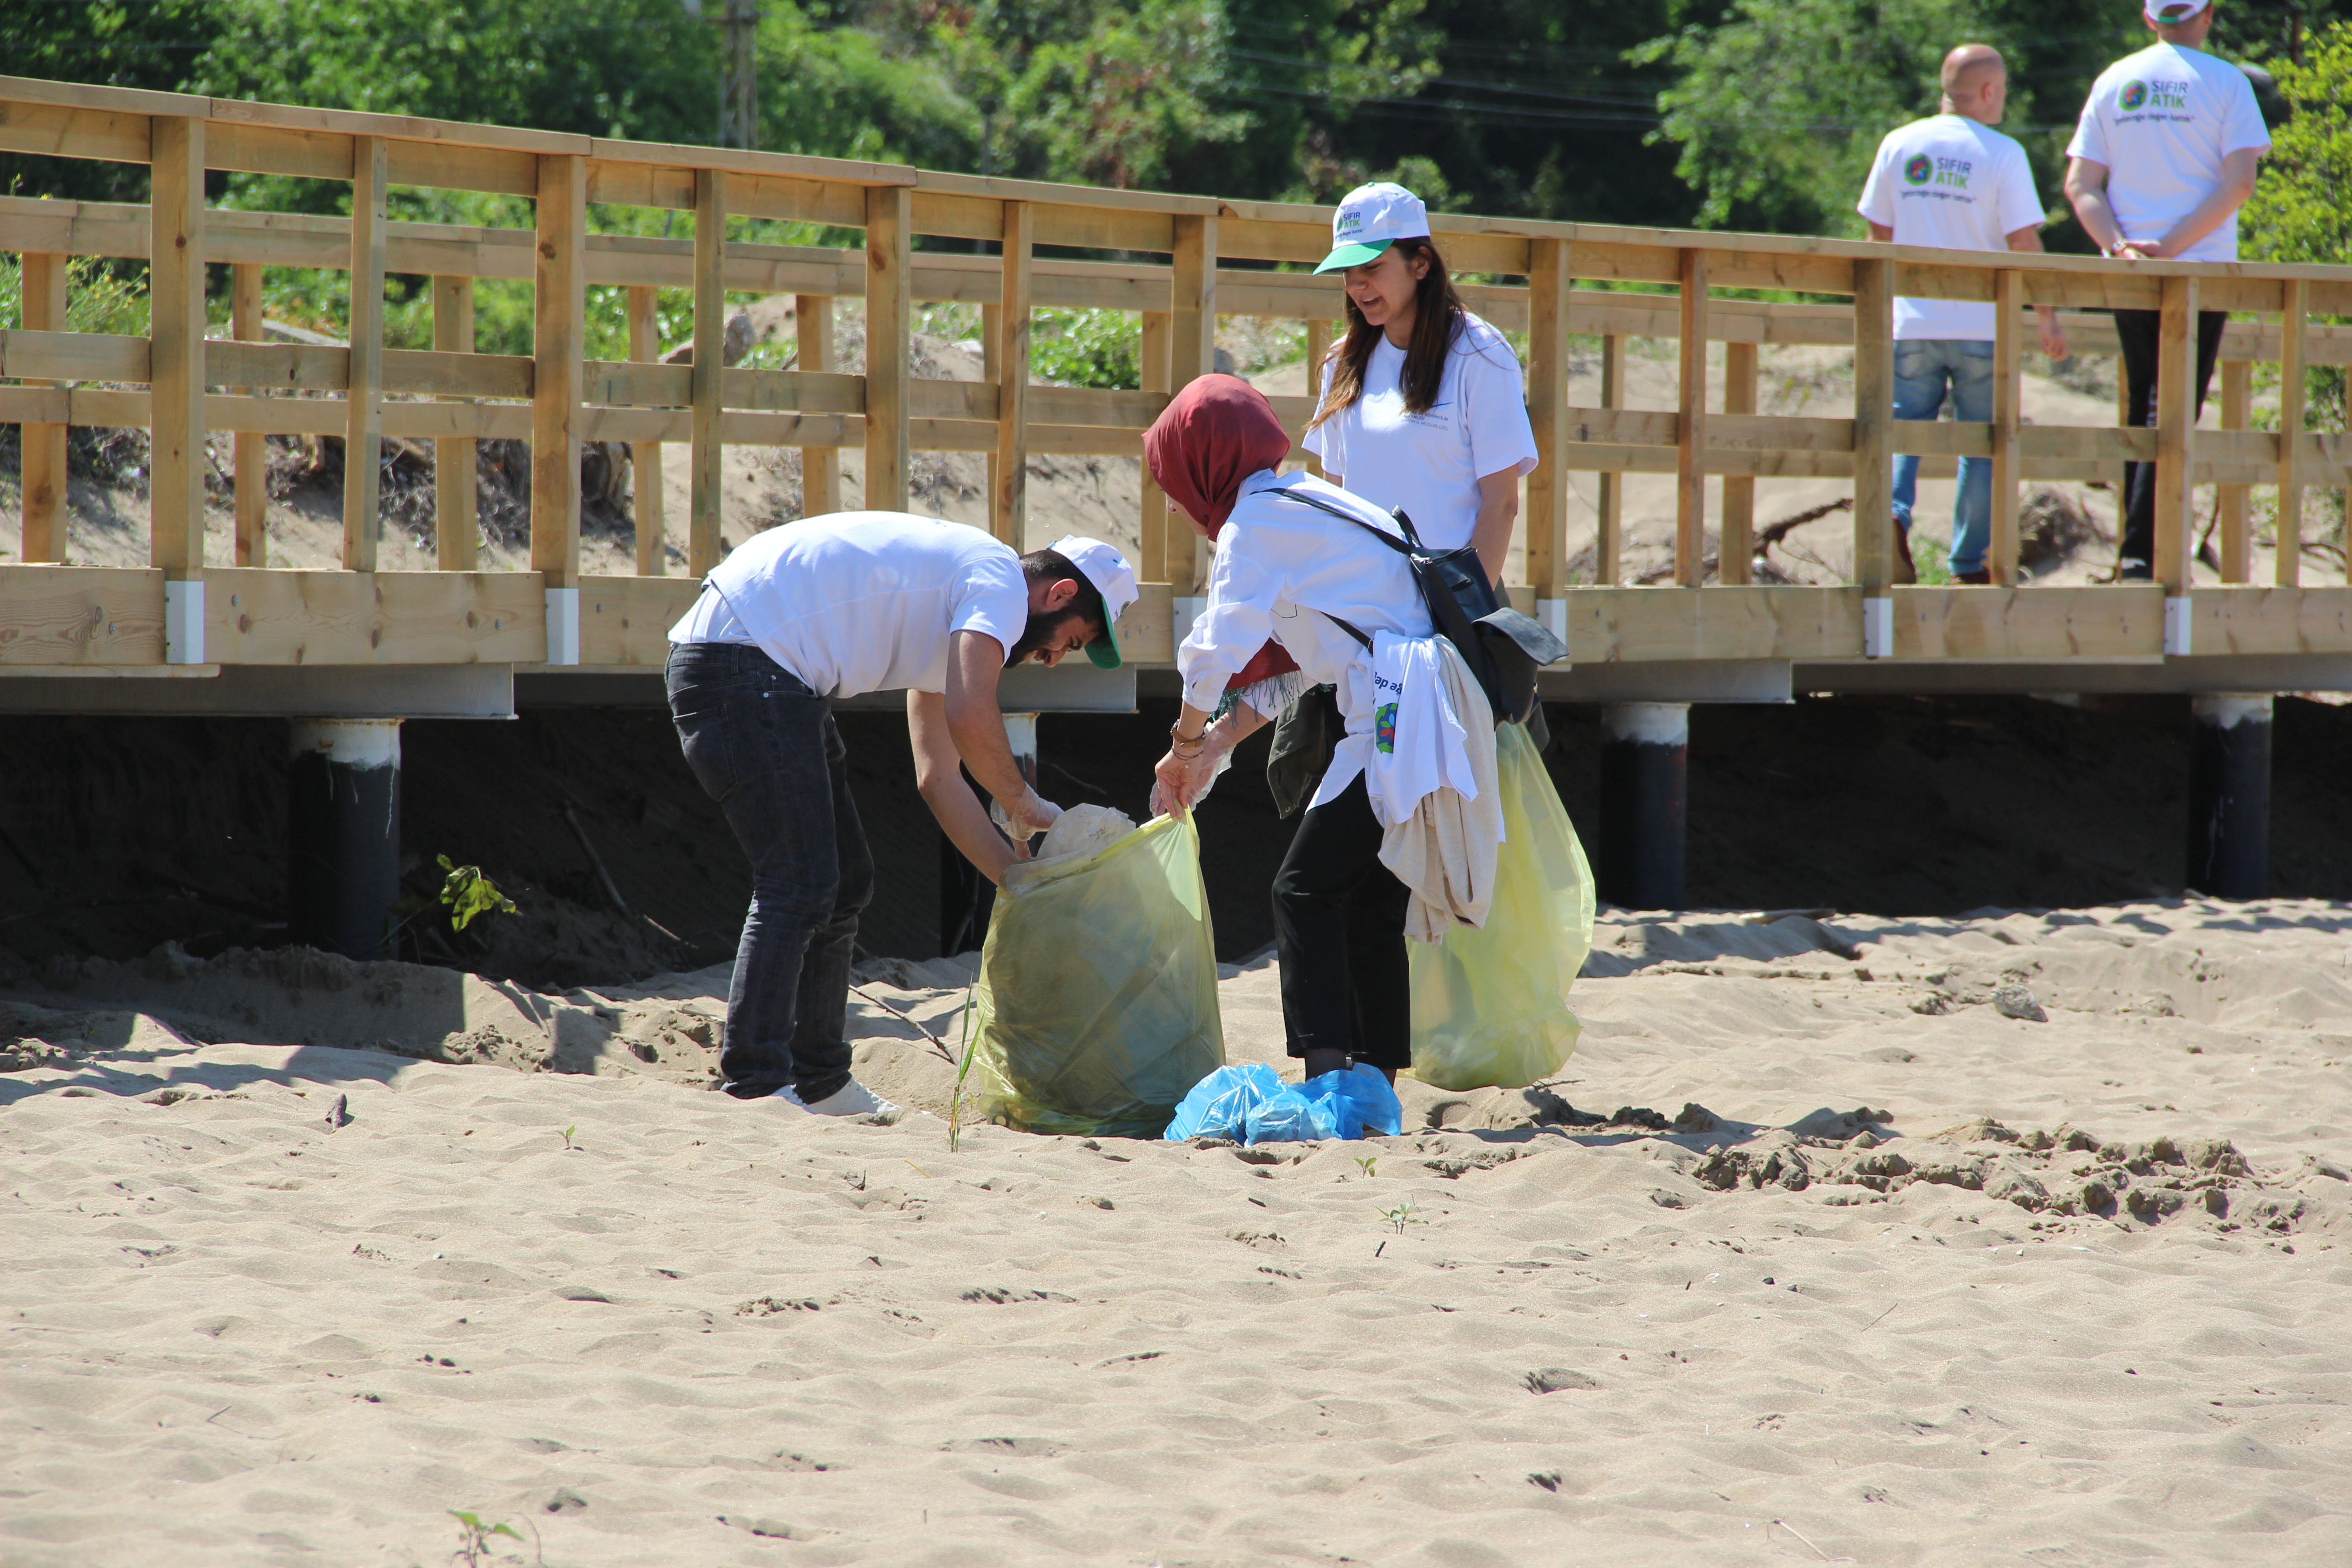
3, 72, 2349, 710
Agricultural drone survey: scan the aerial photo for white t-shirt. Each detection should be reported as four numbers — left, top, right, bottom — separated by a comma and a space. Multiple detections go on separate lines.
2066, 43, 2270, 264
1856, 115, 2046, 341
1300, 311, 1538, 552
668, 512, 1029, 699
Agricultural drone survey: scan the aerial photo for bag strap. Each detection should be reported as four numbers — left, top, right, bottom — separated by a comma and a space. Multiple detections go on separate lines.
1270, 485, 1420, 557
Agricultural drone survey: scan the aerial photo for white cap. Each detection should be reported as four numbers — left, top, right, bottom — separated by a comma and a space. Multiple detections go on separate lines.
2145, 0, 2208, 19
1315, 182, 1430, 274
1045, 534, 1137, 669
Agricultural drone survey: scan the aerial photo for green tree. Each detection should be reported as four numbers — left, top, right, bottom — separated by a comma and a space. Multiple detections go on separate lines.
2242, 19, 2352, 266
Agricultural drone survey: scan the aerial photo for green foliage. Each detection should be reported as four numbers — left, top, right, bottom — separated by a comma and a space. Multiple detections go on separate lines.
2, 255, 150, 339
2244, 23, 2352, 268
435, 856, 519, 932
1379, 1199, 1426, 1232
1031, 308, 1143, 390
447, 1510, 522, 1568
1910, 529, 1955, 586
559, 1125, 578, 1152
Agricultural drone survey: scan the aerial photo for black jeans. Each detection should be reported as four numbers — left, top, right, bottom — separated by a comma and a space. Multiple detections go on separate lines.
1270, 774, 1411, 1071
2113, 308, 2229, 576
666, 642, 873, 1102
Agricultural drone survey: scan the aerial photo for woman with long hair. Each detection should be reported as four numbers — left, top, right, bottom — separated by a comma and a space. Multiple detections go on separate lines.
1303, 182, 1538, 585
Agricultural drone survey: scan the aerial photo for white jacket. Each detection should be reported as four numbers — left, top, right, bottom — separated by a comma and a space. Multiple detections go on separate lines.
1369, 638, 1503, 941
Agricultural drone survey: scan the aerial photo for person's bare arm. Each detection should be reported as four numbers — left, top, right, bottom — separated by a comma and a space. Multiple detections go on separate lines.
2134, 148, 2263, 260
941, 629, 1057, 833
2065, 157, 2127, 255
1867, 221, 1894, 242
907, 690, 1015, 887
2003, 224, 2070, 358
1470, 468, 1520, 585
1152, 696, 1272, 817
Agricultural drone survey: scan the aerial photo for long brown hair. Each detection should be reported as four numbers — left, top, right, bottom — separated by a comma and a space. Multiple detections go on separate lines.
1305, 237, 1466, 434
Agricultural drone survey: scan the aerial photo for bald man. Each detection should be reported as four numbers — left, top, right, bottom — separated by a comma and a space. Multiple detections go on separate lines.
1858, 45, 2066, 585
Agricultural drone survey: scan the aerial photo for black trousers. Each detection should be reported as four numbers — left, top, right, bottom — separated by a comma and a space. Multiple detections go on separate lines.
2113, 308, 2229, 576
1270, 774, 1411, 1070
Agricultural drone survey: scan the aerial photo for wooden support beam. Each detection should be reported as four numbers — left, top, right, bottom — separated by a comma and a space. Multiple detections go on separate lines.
2217, 356, 2250, 583
533, 152, 587, 591
1675, 249, 1708, 587
863, 183, 912, 512
147, 115, 206, 583
1597, 333, 1626, 587
1168, 213, 1217, 593
690, 168, 727, 578
2275, 279, 2306, 589
1990, 270, 2023, 587
1140, 310, 1171, 583
796, 294, 840, 518
992, 201, 1033, 548
2153, 274, 2197, 594
627, 283, 664, 575
342, 135, 387, 573
230, 262, 267, 567
1302, 316, 1329, 477
1524, 237, 1572, 598
1720, 338, 1758, 586
17, 252, 68, 564
1851, 257, 1895, 594
433, 274, 477, 571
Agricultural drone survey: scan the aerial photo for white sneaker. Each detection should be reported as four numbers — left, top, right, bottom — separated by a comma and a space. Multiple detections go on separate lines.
769, 1085, 810, 1109
800, 1079, 902, 1120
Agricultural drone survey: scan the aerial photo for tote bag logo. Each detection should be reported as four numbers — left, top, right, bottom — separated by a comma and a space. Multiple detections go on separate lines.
2120, 79, 2150, 111
1903, 154, 1934, 186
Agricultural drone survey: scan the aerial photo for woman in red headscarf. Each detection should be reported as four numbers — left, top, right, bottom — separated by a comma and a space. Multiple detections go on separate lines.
1147, 374, 1436, 1084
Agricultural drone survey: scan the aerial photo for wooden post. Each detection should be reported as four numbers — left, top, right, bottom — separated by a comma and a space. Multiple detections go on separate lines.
796, 294, 840, 518
533, 152, 586, 592
342, 137, 387, 573
147, 115, 208, 593
1675, 250, 1709, 586
2274, 279, 2306, 589
690, 169, 727, 578
1169, 213, 1217, 593
981, 299, 1000, 514
2216, 356, 2250, 583
1597, 334, 1626, 587
864, 184, 912, 513
18, 252, 69, 564
1720, 338, 1758, 586
1140, 310, 1171, 583
625, 283, 664, 575
1303, 316, 1330, 478
1851, 258, 1896, 595
992, 201, 1033, 548
229, 262, 268, 567
1524, 237, 1572, 599
1989, 270, 2023, 586
2153, 274, 2197, 595
427, 274, 476, 572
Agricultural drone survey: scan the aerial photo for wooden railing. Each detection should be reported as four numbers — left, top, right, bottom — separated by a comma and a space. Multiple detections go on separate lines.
3, 72, 2349, 674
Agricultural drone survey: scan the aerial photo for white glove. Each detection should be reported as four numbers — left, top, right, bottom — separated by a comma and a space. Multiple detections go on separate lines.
996, 788, 1063, 843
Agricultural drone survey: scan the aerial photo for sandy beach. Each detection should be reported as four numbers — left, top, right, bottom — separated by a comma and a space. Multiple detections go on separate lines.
3, 897, 2348, 1565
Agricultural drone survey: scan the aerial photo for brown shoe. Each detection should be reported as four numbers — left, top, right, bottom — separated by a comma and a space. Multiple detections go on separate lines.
1891, 521, 1917, 585
1956, 569, 1991, 585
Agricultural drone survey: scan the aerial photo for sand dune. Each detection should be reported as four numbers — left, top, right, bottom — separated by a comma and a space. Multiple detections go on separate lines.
3, 899, 2348, 1564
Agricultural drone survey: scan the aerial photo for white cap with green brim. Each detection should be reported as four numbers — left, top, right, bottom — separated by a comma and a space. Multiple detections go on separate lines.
1045, 534, 1137, 670
2146, 0, 2207, 18
1314, 182, 1431, 275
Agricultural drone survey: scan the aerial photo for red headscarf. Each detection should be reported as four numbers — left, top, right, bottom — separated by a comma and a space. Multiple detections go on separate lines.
1143, 375, 1301, 693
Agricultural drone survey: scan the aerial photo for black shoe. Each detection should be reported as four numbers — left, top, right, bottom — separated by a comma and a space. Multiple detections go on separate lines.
2117, 558, 2153, 582
1955, 569, 1991, 585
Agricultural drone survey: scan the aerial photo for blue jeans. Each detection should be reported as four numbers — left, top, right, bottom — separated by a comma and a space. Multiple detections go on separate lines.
666, 641, 873, 1102
1891, 339, 1994, 577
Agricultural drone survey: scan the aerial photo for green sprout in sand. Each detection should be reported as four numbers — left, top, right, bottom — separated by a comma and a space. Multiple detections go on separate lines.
1380, 1201, 1426, 1234
448, 1510, 522, 1567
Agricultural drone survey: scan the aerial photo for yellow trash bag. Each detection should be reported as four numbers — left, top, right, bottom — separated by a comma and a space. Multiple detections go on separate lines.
967, 812, 1226, 1137
1406, 722, 1596, 1090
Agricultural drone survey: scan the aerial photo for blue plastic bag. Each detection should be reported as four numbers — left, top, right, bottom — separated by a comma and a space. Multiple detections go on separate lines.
1164, 1062, 1402, 1144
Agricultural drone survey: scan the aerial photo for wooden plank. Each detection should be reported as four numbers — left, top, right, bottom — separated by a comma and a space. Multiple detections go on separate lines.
1720, 338, 1757, 586
0, 99, 153, 165
203, 119, 350, 181
1990, 270, 2022, 587
203, 568, 546, 664
1563, 585, 1862, 663
1674, 249, 1707, 587
723, 366, 863, 414
2216, 357, 2250, 583
993, 201, 1033, 549
1216, 216, 1329, 267
1302, 316, 1331, 478
1114, 581, 1176, 665
577, 574, 702, 666
1140, 311, 1171, 584
2153, 274, 2196, 594
0, 565, 165, 665
433, 274, 478, 571
2276, 279, 2306, 590
0, 328, 149, 383
1597, 334, 1626, 587
627, 284, 663, 576
982, 299, 1000, 538
1168, 214, 1217, 594
1524, 238, 1572, 597
690, 168, 726, 579
864, 184, 912, 513
1890, 585, 2161, 659
533, 153, 587, 591
17, 253, 69, 564
1850, 258, 1894, 594
230, 262, 268, 568
1025, 385, 1168, 427
2190, 586, 2352, 656
1034, 204, 1176, 255
343, 136, 387, 573
148, 115, 207, 583
588, 358, 693, 408
796, 295, 841, 517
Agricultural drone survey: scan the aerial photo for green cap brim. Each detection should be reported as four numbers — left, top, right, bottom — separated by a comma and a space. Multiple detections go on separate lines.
1313, 240, 1391, 275
1085, 616, 1123, 670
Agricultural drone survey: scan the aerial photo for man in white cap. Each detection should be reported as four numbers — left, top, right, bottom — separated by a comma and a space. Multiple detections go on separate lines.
1858, 44, 2068, 585
665, 514, 1136, 1115
2064, 0, 2269, 579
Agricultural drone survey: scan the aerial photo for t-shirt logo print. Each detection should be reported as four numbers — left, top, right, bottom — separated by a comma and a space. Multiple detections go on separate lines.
1374, 702, 1398, 754
1903, 154, 1934, 186
2120, 79, 2150, 112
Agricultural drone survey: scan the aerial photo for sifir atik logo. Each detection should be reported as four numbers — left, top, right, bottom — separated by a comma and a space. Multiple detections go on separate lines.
2120, 79, 2150, 110
1904, 154, 1974, 192
2121, 78, 2192, 113
1904, 154, 1934, 186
